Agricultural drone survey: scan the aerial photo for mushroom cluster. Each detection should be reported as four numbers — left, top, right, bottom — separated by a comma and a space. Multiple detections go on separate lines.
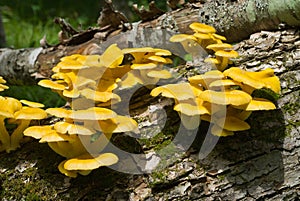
151, 67, 280, 136
24, 44, 173, 177
170, 22, 239, 71
0, 77, 47, 152
23, 107, 135, 177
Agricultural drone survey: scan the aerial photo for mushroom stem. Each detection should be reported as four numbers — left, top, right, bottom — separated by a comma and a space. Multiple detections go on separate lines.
218, 57, 229, 71
9, 120, 31, 152
0, 117, 11, 152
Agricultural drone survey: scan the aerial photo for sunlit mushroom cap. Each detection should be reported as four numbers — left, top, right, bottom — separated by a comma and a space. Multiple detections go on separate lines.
147, 69, 172, 79
54, 121, 96, 135
131, 63, 157, 70
244, 68, 280, 93
209, 79, 241, 88
169, 34, 197, 42
0, 76, 8, 91
40, 131, 74, 143
100, 44, 124, 68
150, 83, 196, 101
80, 88, 121, 103
24, 125, 55, 139
206, 43, 233, 52
223, 67, 265, 89
188, 70, 224, 89
70, 107, 117, 120
189, 22, 216, 33
215, 50, 239, 58
20, 100, 45, 108
46, 108, 72, 118
215, 116, 250, 131
212, 33, 227, 41
199, 90, 252, 106
38, 80, 66, 90
96, 115, 139, 133
14, 107, 47, 120
0, 97, 22, 117
58, 160, 78, 178
63, 153, 119, 171
234, 98, 276, 111
174, 98, 210, 116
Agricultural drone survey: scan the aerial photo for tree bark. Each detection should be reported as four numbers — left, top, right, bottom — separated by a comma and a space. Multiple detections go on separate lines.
0, 0, 300, 84
0, 1, 299, 200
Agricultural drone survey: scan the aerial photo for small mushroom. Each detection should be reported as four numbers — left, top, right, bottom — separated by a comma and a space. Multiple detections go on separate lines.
64, 153, 119, 171
189, 22, 216, 34
214, 50, 239, 71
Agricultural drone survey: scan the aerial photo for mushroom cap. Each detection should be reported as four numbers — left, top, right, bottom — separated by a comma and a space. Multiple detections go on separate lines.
145, 55, 169, 63
174, 99, 210, 116
206, 43, 233, 52
188, 70, 224, 89
150, 83, 196, 101
46, 108, 72, 118
80, 88, 121, 103
23, 125, 55, 139
244, 68, 280, 93
211, 124, 234, 136
209, 79, 241, 88
70, 107, 117, 120
20, 100, 45, 108
212, 33, 227, 41
169, 34, 197, 42
199, 90, 252, 106
215, 50, 239, 58
223, 67, 265, 89
189, 22, 216, 33
147, 69, 172, 79
0, 97, 22, 118
215, 116, 250, 131
96, 115, 139, 133
38, 80, 66, 90
204, 58, 220, 65
131, 63, 157, 70
234, 97, 276, 111
193, 33, 212, 40
40, 131, 74, 143
14, 107, 47, 120
226, 106, 252, 120
64, 153, 119, 171
100, 44, 124, 68
58, 160, 78, 178
54, 121, 96, 135
119, 71, 142, 89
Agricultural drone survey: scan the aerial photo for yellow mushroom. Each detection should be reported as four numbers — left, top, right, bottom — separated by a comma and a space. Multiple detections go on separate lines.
214, 50, 239, 71
199, 89, 252, 106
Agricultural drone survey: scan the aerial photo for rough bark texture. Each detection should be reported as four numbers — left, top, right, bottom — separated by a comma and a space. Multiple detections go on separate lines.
1, 0, 300, 84
0, 27, 299, 201
0, 1, 300, 200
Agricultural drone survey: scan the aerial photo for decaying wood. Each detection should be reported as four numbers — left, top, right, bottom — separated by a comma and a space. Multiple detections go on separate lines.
0, 27, 299, 200
0, 0, 300, 85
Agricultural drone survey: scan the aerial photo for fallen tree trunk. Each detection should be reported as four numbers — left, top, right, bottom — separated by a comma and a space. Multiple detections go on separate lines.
0, 0, 300, 84
0, 1, 299, 200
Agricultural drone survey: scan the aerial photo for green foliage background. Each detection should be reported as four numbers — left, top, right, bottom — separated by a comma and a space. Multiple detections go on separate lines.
0, 0, 167, 107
